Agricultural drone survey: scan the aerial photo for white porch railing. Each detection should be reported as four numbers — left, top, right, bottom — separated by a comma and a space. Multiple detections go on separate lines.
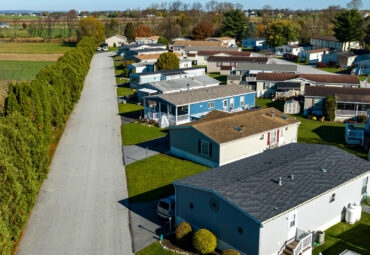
177, 114, 190, 123
293, 232, 312, 255
336, 109, 367, 117
145, 111, 190, 125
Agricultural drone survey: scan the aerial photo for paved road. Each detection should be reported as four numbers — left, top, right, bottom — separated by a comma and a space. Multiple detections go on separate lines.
17, 52, 133, 255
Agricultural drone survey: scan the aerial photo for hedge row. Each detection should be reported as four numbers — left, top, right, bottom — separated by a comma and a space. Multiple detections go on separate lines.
0, 36, 96, 255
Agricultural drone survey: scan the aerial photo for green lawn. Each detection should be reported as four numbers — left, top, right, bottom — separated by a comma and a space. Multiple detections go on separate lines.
115, 69, 123, 75
126, 153, 209, 203
208, 72, 227, 84
359, 76, 368, 81
117, 86, 134, 97
0, 60, 55, 80
313, 213, 370, 255
118, 103, 143, 115
0, 42, 74, 54
137, 242, 175, 255
255, 98, 368, 159
121, 122, 167, 146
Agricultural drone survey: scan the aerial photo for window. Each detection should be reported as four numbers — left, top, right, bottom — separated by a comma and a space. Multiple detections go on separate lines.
230, 98, 235, 109
289, 214, 296, 228
209, 199, 219, 212
362, 177, 368, 195
208, 102, 215, 109
270, 130, 277, 144
223, 100, 228, 108
238, 227, 243, 234
189, 203, 194, 210
240, 96, 245, 106
200, 140, 212, 157
330, 193, 336, 203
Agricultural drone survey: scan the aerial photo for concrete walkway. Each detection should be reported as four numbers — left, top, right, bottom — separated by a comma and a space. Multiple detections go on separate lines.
16, 52, 133, 255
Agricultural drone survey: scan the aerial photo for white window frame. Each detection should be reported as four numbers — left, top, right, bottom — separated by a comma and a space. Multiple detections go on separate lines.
289, 213, 296, 228
208, 101, 215, 109
230, 98, 235, 109
223, 99, 228, 109
201, 140, 210, 156
270, 130, 277, 144
240, 96, 245, 106
362, 177, 368, 195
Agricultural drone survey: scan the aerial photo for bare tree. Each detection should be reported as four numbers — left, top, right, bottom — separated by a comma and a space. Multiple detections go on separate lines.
347, 0, 362, 10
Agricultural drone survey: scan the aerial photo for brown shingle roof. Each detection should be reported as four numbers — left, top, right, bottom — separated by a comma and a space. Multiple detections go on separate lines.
257, 73, 359, 85
305, 48, 329, 53
177, 108, 300, 144
208, 56, 268, 63
335, 94, 370, 104
173, 40, 224, 47
135, 52, 180, 61
312, 35, 339, 42
305, 86, 370, 97
198, 51, 251, 56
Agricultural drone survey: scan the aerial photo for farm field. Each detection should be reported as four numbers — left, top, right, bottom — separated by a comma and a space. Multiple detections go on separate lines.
0, 60, 55, 80
0, 42, 74, 54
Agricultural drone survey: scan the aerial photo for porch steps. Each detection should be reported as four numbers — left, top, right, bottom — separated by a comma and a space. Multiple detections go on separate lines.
281, 240, 298, 255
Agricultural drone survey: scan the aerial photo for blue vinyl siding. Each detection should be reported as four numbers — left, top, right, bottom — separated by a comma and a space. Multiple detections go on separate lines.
189, 93, 255, 115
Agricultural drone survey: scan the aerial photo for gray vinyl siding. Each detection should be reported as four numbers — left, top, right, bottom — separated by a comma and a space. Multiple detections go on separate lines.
170, 128, 220, 165
175, 185, 261, 255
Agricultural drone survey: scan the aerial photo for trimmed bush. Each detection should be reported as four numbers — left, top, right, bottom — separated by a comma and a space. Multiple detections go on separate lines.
0, 36, 96, 255
222, 249, 241, 255
175, 222, 192, 246
323, 95, 336, 121
357, 115, 367, 123
192, 229, 217, 254
316, 62, 328, 68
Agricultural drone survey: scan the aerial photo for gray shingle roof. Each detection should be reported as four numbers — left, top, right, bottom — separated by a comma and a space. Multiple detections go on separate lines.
135, 67, 205, 77
236, 63, 297, 72
174, 143, 370, 222
146, 85, 254, 106
145, 75, 219, 93
185, 46, 240, 52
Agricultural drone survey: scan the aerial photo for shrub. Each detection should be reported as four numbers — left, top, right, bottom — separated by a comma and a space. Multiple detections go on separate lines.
175, 222, 192, 246
192, 229, 217, 254
316, 62, 328, 68
323, 95, 336, 121
357, 115, 367, 123
222, 249, 241, 255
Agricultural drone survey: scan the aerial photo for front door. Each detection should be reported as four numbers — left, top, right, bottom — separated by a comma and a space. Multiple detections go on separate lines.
287, 211, 297, 240
223, 100, 228, 111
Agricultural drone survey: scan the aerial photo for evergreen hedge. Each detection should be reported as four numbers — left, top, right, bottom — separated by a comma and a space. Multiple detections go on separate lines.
0, 36, 96, 255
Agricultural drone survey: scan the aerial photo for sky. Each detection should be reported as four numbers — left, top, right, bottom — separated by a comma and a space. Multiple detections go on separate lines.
1, 0, 369, 12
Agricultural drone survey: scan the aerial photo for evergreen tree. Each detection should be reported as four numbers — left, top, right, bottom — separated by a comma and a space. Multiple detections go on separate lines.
158, 37, 169, 45
333, 10, 364, 48
244, 22, 258, 38
265, 21, 300, 48
124, 23, 135, 41
221, 9, 247, 41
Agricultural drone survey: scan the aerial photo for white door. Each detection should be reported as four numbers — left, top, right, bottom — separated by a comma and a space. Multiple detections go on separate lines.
223, 100, 228, 111
287, 211, 297, 240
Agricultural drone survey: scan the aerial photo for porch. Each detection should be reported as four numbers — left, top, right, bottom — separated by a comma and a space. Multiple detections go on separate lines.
280, 229, 313, 255
144, 98, 191, 126
336, 100, 370, 119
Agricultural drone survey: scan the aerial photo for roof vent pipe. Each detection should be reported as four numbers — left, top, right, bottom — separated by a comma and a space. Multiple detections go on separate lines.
278, 177, 282, 186
208, 88, 211, 93
272, 110, 275, 117
187, 83, 190, 91
290, 174, 294, 180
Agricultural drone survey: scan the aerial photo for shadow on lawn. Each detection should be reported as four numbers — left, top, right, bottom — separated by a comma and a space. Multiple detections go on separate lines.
312, 126, 346, 144
135, 135, 170, 152
266, 100, 285, 112
337, 223, 370, 251
321, 240, 366, 255
120, 109, 143, 119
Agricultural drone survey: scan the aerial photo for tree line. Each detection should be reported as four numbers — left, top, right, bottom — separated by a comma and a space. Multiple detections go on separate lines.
0, 36, 96, 255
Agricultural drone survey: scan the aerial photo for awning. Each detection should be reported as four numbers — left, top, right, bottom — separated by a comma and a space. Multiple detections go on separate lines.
138, 88, 158, 94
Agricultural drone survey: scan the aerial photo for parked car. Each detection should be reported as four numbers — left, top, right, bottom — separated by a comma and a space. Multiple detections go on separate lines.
157, 195, 175, 220
97, 47, 102, 51
283, 53, 296, 60
103, 46, 108, 51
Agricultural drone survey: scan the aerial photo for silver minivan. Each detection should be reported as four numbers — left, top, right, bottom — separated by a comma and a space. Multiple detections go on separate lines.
156, 195, 175, 220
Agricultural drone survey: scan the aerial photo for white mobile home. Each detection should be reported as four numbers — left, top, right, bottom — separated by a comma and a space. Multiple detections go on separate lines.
174, 143, 370, 255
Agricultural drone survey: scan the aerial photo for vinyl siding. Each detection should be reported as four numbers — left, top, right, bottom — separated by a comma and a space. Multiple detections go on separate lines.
259, 172, 370, 255
175, 185, 261, 255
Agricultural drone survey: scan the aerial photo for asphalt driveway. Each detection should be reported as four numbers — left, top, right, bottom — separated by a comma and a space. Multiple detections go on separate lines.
16, 52, 133, 255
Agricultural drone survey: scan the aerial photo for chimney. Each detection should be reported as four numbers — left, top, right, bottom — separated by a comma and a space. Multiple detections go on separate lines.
271, 110, 275, 117
278, 177, 282, 186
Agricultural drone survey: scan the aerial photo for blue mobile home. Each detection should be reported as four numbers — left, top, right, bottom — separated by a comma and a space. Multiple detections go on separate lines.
143, 85, 255, 125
